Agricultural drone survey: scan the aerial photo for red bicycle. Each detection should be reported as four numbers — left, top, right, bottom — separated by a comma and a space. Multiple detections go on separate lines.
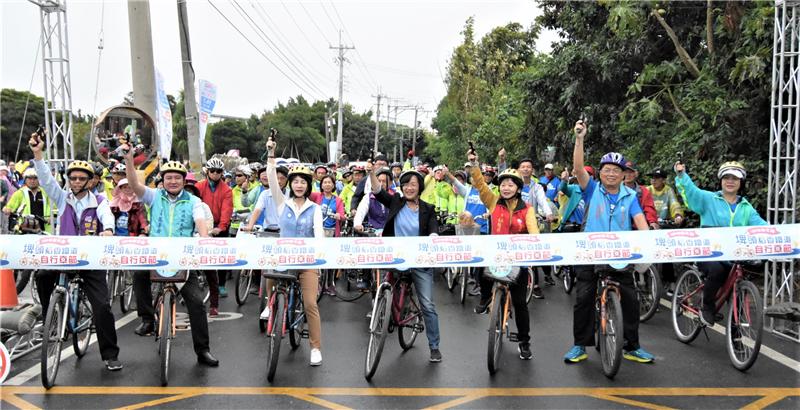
671, 261, 764, 371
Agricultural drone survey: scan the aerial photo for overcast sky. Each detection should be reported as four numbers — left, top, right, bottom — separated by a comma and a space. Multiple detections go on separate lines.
2, 0, 556, 128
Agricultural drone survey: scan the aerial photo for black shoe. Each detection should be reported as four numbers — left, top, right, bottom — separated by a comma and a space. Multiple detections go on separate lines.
468, 285, 481, 297
134, 322, 155, 336
700, 307, 716, 326
429, 349, 442, 363
518, 342, 532, 360
105, 358, 124, 371
474, 299, 490, 314
532, 286, 544, 299
197, 351, 220, 367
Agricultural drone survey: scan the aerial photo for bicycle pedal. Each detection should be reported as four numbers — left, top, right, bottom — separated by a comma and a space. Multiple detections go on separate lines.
413, 323, 425, 333
176, 324, 190, 330
301, 330, 309, 338
508, 332, 520, 343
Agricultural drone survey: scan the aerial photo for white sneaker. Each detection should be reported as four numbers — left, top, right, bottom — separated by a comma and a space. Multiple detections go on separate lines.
310, 348, 322, 366
260, 306, 270, 320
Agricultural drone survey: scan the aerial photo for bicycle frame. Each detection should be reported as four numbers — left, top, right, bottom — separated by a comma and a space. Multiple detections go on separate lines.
490, 283, 513, 334
381, 271, 421, 328
286, 281, 305, 331
156, 284, 178, 340
55, 273, 90, 341
677, 263, 745, 318
597, 275, 621, 334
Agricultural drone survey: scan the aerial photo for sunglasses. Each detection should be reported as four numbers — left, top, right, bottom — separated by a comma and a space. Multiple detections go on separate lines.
69, 176, 89, 182
207, 169, 223, 174
235, 174, 245, 177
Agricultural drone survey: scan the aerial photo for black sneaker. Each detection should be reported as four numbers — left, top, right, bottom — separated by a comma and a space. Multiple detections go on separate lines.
700, 307, 716, 326
474, 299, 490, 314
105, 358, 123, 371
518, 342, 532, 360
429, 349, 442, 363
532, 286, 544, 299
134, 321, 155, 336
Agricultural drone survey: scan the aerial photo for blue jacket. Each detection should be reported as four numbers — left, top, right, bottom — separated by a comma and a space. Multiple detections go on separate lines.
149, 189, 197, 238
675, 172, 767, 227
558, 180, 584, 230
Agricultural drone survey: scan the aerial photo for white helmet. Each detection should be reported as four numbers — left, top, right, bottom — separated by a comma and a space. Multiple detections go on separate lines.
112, 163, 126, 174
236, 165, 252, 177
23, 168, 38, 178
205, 157, 225, 170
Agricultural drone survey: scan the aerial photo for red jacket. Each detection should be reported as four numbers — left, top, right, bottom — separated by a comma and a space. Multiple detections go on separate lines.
195, 179, 233, 231
311, 192, 345, 237
633, 183, 658, 225
491, 199, 532, 235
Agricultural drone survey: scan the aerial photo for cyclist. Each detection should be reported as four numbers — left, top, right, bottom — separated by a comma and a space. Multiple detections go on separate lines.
195, 158, 233, 298
445, 167, 489, 295
646, 168, 685, 290
339, 168, 355, 213
315, 174, 345, 237
556, 166, 593, 233
367, 162, 443, 363
29, 133, 122, 371
466, 151, 538, 360
674, 160, 766, 325
351, 154, 388, 212
623, 161, 659, 230
109, 178, 148, 237
2, 168, 53, 233
539, 163, 561, 202
312, 164, 328, 192
265, 138, 324, 367
121, 146, 220, 367
519, 159, 553, 299
564, 120, 655, 364
389, 162, 403, 188
242, 165, 288, 232
231, 165, 252, 232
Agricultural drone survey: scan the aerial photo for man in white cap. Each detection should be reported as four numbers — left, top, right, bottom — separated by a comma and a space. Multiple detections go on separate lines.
540, 163, 560, 202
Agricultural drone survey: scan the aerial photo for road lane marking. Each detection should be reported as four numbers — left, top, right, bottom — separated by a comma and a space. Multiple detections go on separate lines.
4, 312, 138, 386
287, 393, 353, 410
112, 392, 202, 410
658, 298, 800, 373
421, 393, 486, 410
589, 393, 675, 410
740, 393, 791, 410
0, 393, 43, 410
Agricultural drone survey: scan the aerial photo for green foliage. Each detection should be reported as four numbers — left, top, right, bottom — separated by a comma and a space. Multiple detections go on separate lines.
0, 89, 45, 161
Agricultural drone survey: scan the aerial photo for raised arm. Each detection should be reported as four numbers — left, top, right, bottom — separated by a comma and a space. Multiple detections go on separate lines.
265, 139, 285, 211
29, 133, 65, 207
121, 144, 147, 199
572, 120, 590, 190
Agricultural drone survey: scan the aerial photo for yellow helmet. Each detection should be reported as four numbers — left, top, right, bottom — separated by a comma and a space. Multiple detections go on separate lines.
497, 168, 523, 188
159, 161, 187, 177
66, 160, 94, 177
718, 161, 746, 180
288, 165, 313, 180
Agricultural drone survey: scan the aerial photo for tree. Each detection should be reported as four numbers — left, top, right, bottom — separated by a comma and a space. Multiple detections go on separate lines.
1, 89, 45, 161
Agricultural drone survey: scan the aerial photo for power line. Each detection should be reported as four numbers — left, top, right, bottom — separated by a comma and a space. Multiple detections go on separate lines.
297, 0, 332, 44
229, 0, 328, 99
206, 0, 321, 99
276, 0, 338, 74
325, 0, 380, 92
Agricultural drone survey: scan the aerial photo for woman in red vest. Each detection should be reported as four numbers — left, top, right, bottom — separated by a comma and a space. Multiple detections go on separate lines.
466, 149, 539, 361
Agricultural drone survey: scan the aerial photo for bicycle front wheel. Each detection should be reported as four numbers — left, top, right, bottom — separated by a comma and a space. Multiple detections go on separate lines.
159, 291, 173, 386
235, 269, 253, 306
599, 288, 624, 379
727, 280, 763, 371
459, 267, 468, 304
288, 288, 305, 350
446, 267, 457, 291
562, 266, 575, 294
266, 292, 285, 382
72, 291, 93, 358
671, 269, 703, 343
120, 271, 134, 313
41, 291, 65, 389
398, 284, 422, 351
525, 270, 534, 304
638, 266, 662, 323
106, 271, 117, 305
487, 287, 505, 375
365, 286, 391, 381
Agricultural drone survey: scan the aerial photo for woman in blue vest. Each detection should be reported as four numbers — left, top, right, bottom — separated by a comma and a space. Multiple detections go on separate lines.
265, 138, 324, 367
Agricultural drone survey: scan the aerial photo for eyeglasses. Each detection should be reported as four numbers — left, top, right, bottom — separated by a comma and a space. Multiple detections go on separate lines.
69, 176, 89, 182
600, 168, 623, 176
235, 174, 245, 177
207, 169, 223, 174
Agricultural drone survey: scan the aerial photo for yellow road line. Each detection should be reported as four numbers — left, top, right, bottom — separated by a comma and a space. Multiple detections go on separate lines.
112, 393, 202, 410
287, 393, 353, 410
590, 393, 675, 410
0, 393, 44, 410
740, 393, 791, 410
421, 393, 486, 410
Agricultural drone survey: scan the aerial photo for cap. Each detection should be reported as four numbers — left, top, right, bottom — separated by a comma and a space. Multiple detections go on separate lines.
649, 169, 668, 178
544, 163, 554, 170
464, 162, 473, 168
584, 166, 596, 177
624, 160, 638, 171
719, 168, 745, 179
117, 178, 129, 186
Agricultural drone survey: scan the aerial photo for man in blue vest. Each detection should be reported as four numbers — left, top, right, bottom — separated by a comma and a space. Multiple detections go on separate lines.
563, 120, 655, 365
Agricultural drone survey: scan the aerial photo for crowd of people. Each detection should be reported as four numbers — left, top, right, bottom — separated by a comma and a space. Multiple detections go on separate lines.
1, 119, 767, 376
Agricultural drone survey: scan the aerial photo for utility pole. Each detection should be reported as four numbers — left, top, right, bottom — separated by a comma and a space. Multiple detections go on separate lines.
177, 0, 202, 168
127, 0, 157, 126
372, 90, 384, 152
330, 30, 354, 159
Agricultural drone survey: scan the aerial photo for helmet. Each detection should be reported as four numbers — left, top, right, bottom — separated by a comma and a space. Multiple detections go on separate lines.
399, 170, 425, 189
313, 163, 328, 173
351, 165, 365, 174
223, 171, 232, 179
432, 165, 445, 173
718, 161, 746, 180
454, 170, 467, 180
497, 168, 523, 188
236, 165, 252, 177
205, 157, 225, 170
66, 160, 94, 177
288, 165, 313, 180
375, 167, 393, 180
482, 166, 496, 176
185, 172, 197, 184
160, 161, 188, 177
275, 165, 289, 177
112, 163, 126, 174
23, 168, 37, 178
599, 152, 627, 171
249, 162, 263, 172
389, 162, 402, 170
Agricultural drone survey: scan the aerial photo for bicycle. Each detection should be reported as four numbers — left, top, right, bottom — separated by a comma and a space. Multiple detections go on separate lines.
446, 224, 481, 304
671, 261, 764, 371
40, 272, 94, 388
106, 270, 134, 314
262, 269, 307, 382
364, 269, 424, 381
333, 226, 380, 303
150, 269, 189, 386
232, 212, 257, 306
484, 266, 523, 374
255, 228, 282, 332
633, 264, 661, 323
557, 265, 576, 294
594, 268, 625, 379
8, 211, 47, 296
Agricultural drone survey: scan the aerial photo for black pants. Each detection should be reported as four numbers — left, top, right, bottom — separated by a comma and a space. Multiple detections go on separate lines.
133, 271, 211, 354
697, 261, 732, 311
36, 270, 120, 360
660, 263, 676, 283
572, 265, 640, 350
478, 268, 531, 343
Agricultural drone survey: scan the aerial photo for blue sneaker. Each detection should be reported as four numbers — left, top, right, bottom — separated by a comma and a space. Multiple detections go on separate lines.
219, 286, 228, 298
623, 347, 655, 363
563, 345, 587, 363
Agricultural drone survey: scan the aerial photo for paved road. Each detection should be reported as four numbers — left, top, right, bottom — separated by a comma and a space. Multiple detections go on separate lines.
2, 271, 799, 409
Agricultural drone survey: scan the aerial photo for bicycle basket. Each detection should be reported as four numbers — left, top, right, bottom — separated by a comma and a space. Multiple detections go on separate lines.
261, 268, 299, 281
484, 265, 521, 284
150, 269, 188, 283
455, 224, 481, 236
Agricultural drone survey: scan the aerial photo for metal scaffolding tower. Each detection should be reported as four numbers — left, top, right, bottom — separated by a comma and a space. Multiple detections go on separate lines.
766, 0, 800, 343
30, 0, 75, 169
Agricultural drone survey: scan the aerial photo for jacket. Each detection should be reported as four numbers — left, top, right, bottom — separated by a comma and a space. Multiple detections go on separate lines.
675, 172, 767, 227
148, 188, 198, 238
373, 189, 438, 237
4, 186, 54, 233
583, 179, 640, 232
195, 178, 233, 231
469, 166, 538, 235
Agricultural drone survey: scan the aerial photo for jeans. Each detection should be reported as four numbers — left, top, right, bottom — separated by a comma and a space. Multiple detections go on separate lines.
410, 268, 440, 350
